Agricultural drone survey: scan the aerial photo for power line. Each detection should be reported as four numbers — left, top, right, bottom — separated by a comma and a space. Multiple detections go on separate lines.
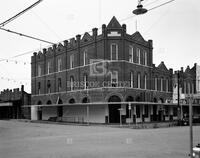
148, 0, 175, 12
31, 11, 62, 41
0, 27, 55, 45
145, 0, 161, 7
0, 0, 43, 27
0, 0, 176, 60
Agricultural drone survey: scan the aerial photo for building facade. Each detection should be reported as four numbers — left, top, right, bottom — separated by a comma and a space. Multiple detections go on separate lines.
31, 17, 177, 123
0, 85, 31, 119
173, 64, 200, 121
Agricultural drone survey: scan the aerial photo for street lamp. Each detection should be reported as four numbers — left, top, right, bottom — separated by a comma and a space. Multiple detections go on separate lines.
132, 0, 148, 15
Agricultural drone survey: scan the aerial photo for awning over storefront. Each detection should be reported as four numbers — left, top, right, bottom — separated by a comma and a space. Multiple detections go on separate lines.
23, 101, 180, 108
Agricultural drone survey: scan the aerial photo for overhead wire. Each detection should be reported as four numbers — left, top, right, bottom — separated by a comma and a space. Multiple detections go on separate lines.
0, 0, 175, 61
145, 0, 162, 7
0, 0, 55, 45
0, 27, 55, 45
0, 0, 176, 88
148, 0, 175, 11
0, 0, 43, 27
31, 10, 62, 41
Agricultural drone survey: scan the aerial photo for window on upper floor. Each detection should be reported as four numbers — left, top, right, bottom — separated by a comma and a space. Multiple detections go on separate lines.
111, 71, 118, 87
198, 77, 200, 92
155, 77, 158, 91
129, 46, 133, 63
137, 73, 141, 89
192, 83, 194, 94
136, 48, 140, 64
130, 71, 134, 88
111, 43, 118, 60
161, 78, 163, 91
47, 61, 51, 74
70, 76, 74, 91
47, 80, 51, 94
58, 78, 62, 92
166, 79, 169, 92
57, 58, 62, 72
38, 82, 41, 94
83, 74, 88, 90
184, 81, 186, 94
144, 74, 147, 89
144, 51, 147, 66
38, 65, 42, 77
70, 54, 74, 69
83, 50, 88, 66
188, 82, 190, 94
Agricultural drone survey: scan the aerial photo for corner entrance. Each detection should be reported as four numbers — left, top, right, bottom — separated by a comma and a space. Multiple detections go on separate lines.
108, 95, 121, 123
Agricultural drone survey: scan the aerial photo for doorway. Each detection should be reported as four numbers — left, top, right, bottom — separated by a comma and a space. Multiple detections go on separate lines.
108, 95, 121, 123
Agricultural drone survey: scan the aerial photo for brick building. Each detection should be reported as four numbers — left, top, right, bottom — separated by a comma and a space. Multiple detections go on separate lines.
0, 85, 31, 119
31, 16, 177, 123
173, 64, 200, 121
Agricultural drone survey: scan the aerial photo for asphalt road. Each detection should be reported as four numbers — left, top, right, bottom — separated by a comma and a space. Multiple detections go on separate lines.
0, 120, 200, 158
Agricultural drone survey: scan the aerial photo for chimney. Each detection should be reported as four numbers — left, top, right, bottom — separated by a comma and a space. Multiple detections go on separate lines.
21, 85, 24, 92
70, 38, 75, 46
148, 40, 153, 48
92, 28, 98, 37
181, 67, 183, 72
53, 44, 57, 50
122, 24, 126, 33
64, 40, 68, 47
102, 24, 106, 36
76, 34, 81, 42
43, 48, 47, 54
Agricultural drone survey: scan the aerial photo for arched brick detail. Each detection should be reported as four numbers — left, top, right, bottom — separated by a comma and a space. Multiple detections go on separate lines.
105, 92, 124, 102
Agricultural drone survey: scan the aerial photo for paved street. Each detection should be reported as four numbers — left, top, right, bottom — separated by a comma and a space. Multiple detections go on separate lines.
0, 120, 199, 158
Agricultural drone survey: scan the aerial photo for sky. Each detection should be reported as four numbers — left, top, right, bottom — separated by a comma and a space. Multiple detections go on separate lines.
0, 0, 199, 93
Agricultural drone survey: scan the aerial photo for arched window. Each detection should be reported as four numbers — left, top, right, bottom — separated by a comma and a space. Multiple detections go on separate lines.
69, 98, 75, 104
82, 97, 89, 103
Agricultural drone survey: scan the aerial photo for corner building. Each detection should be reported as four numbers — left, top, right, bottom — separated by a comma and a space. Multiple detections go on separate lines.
31, 17, 175, 123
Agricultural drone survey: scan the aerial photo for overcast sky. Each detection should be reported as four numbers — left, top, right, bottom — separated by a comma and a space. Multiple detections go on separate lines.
0, 0, 199, 93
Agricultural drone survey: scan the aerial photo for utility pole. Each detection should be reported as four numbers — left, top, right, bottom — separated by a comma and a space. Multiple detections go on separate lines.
177, 70, 181, 125
189, 96, 193, 158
